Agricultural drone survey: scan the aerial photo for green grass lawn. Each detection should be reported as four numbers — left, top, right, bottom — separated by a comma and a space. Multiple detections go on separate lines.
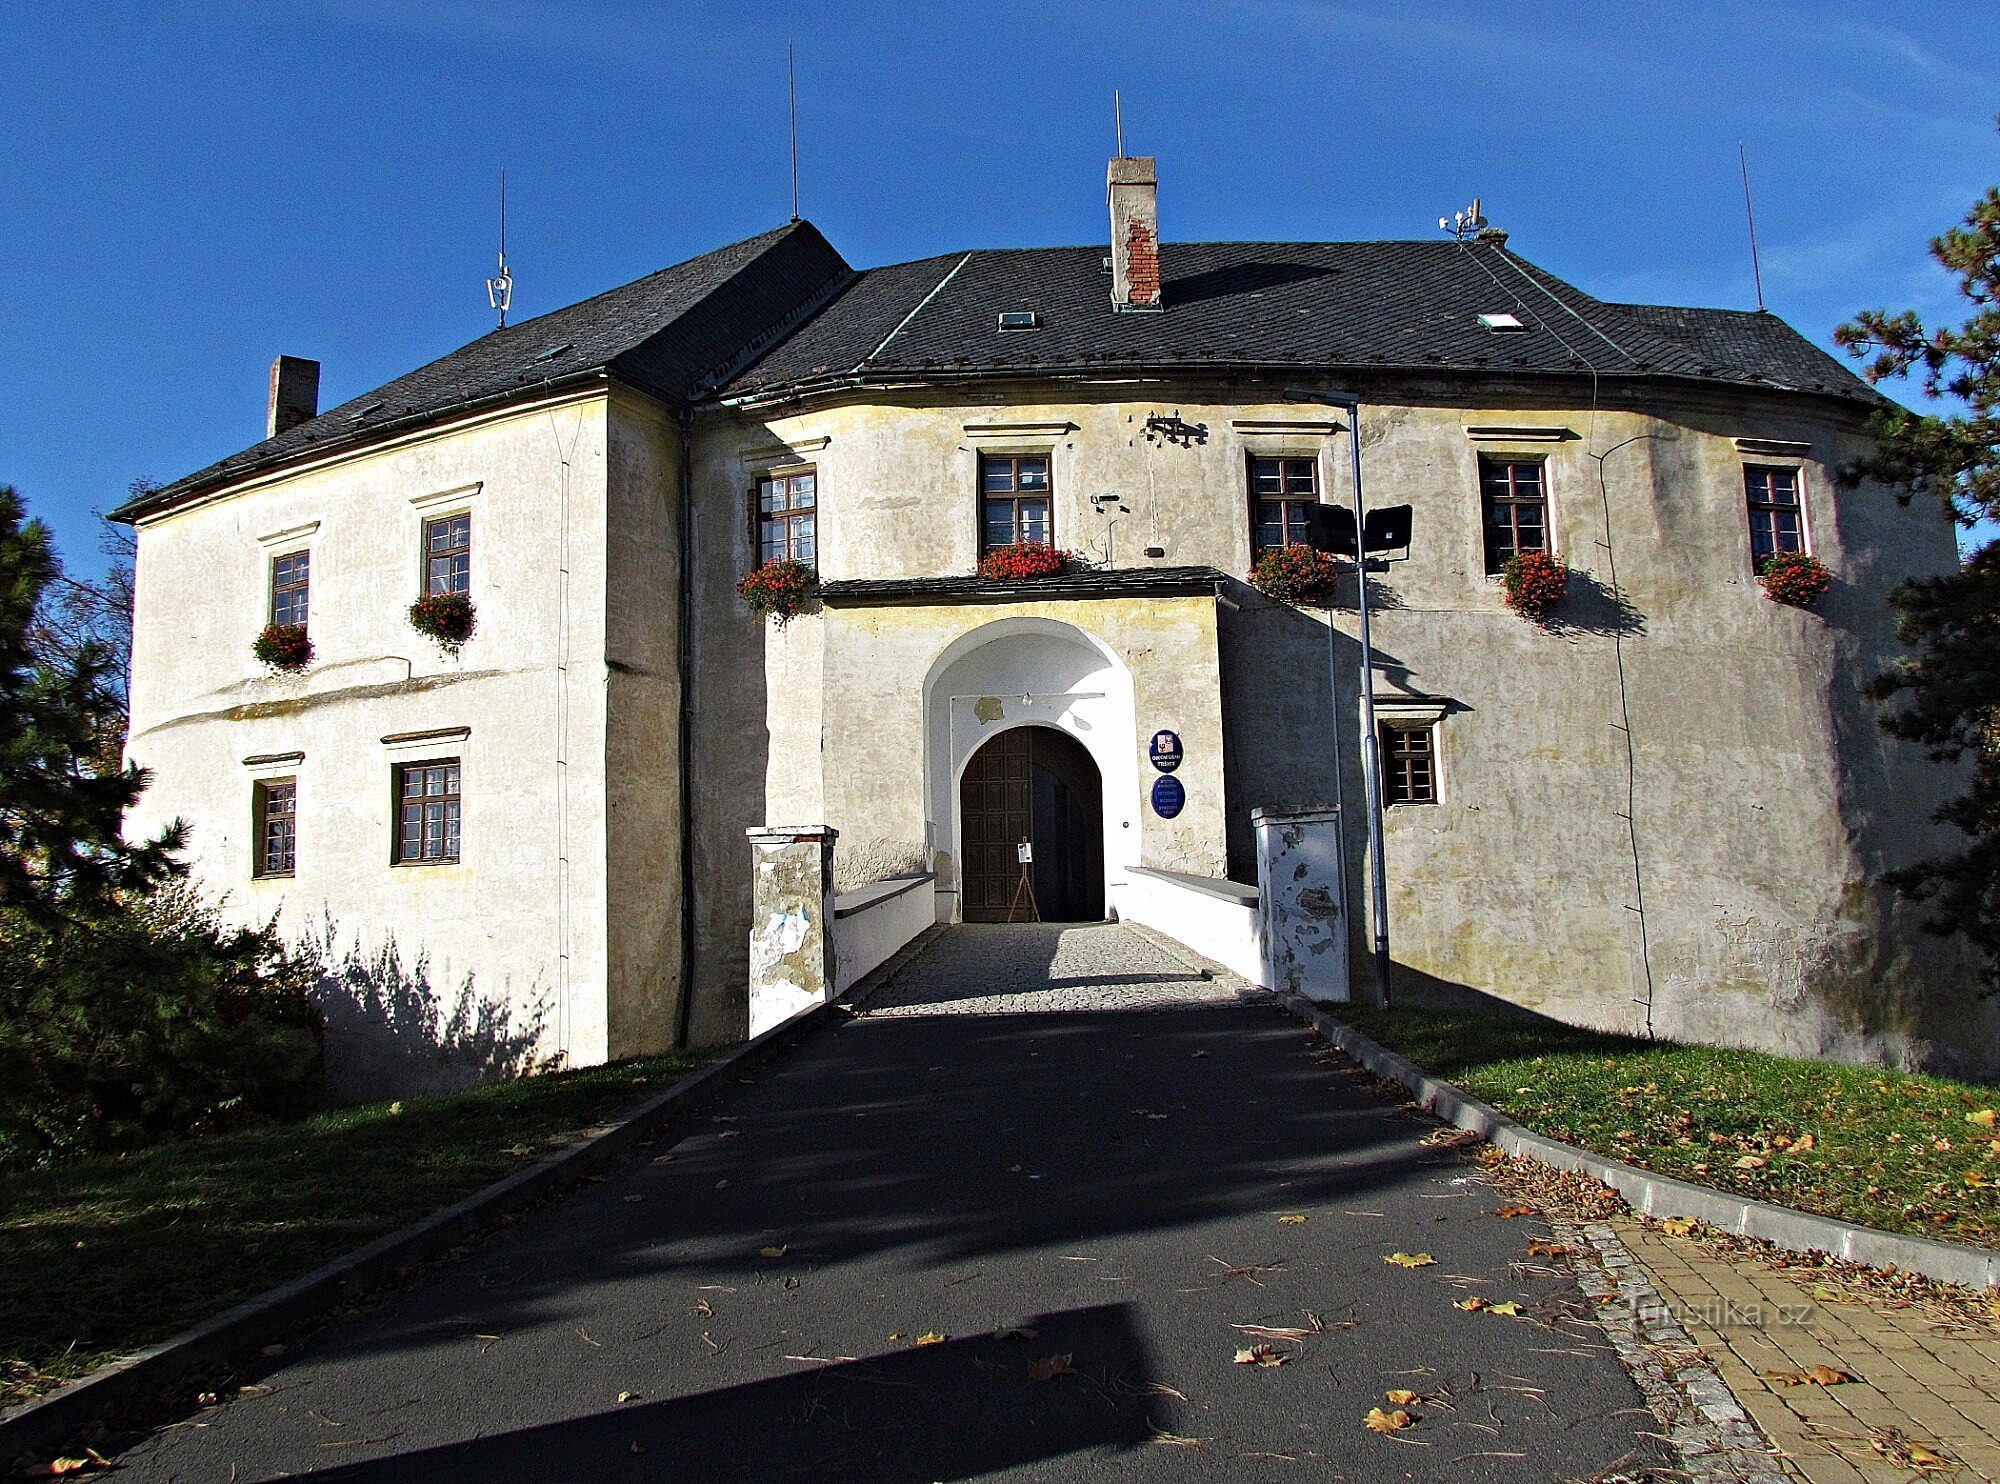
0, 1051, 710, 1406
1335, 1006, 2000, 1250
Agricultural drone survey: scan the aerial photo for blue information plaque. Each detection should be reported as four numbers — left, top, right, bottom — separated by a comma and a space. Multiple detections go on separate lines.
1151, 775, 1186, 819
1148, 730, 1184, 773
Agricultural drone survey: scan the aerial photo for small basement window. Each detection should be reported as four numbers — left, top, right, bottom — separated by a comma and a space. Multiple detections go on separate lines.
1478, 312, 1526, 331
997, 311, 1040, 331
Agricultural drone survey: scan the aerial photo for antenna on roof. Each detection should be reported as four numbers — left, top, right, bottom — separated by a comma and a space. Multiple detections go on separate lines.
1738, 143, 1766, 312
788, 42, 800, 222
1114, 89, 1124, 157
1438, 198, 1486, 242
486, 170, 513, 329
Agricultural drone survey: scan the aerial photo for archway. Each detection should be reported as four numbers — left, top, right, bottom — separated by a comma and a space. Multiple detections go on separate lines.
958, 726, 1105, 922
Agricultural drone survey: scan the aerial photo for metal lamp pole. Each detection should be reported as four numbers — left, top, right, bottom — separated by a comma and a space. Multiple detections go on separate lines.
1286, 387, 1392, 1007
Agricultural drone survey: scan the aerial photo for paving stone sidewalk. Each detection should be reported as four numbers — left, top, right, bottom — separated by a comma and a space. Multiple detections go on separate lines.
106, 923, 1683, 1482
1620, 1218, 2000, 1483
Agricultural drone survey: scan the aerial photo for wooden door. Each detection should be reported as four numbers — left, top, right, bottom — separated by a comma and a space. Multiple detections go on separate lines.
961, 729, 1033, 921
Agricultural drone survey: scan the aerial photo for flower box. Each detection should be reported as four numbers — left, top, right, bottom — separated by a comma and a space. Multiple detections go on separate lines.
408, 591, 477, 654
977, 543, 1071, 581
1502, 550, 1569, 623
252, 622, 313, 673
1758, 551, 1832, 609
738, 558, 818, 625
1250, 544, 1341, 606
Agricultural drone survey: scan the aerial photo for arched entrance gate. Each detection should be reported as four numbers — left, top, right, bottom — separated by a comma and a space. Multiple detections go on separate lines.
959, 726, 1104, 921
922, 616, 1141, 927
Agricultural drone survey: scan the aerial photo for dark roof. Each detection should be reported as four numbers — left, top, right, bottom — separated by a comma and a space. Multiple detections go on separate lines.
819, 566, 1226, 607
118, 222, 852, 521
126, 224, 1876, 521
721, 237, 1875, 407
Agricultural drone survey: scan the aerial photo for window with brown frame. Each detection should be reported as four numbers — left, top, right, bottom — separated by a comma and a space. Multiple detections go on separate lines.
270, 550, 310, 628
1745, 465, 1805, 568
1250, 456, 1318, 557
395, 759, 461, 864
1381, 725, 1437, 806
756, 469, 817, 564
254, 778, 297, 877
424, 513, 471, 596
979, 453, 1052, 552
1479, 457, 1548, 574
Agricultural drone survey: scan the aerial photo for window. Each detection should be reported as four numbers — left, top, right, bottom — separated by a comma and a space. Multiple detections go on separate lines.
395, 759, 461, 864
1381, 725, 1437, 806
1480, 457, 1548, 574
1249, 456, 1318, 557
254, 778, 297, 877
270, 551, 310, 628
980, 453, 1052, 551
424, 513, 471, 596
757, 469, 817, 564
1745, 466, 1804, 568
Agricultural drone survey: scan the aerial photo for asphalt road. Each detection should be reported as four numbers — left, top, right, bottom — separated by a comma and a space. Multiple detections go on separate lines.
114, 926, 1674, 1482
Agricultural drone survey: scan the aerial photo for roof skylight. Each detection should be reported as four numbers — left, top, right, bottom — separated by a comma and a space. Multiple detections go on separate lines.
1478, 312, 1527, 332
997, 311, 1040, 332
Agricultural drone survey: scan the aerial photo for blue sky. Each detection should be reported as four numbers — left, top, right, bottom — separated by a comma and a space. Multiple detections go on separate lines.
4, 1, 1995, 575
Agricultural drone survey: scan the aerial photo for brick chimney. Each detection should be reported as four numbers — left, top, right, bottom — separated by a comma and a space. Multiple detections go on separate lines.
1107, 156, 1161, 311
267, 355, 321, 438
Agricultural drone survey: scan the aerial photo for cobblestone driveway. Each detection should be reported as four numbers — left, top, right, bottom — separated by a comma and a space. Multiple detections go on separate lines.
863, 922, 1245, 1016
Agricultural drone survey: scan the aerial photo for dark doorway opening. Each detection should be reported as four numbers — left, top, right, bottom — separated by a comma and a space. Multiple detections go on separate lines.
959, 727, 1104, 922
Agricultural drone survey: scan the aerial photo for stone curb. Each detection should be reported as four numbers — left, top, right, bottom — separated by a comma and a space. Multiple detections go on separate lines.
0, 925, 948, 1471
1279, 993, 2000, 1291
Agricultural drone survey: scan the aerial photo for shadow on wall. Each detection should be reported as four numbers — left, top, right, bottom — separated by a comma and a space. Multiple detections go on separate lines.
295, 914, 562, 1102
1541, 566, 1647, 639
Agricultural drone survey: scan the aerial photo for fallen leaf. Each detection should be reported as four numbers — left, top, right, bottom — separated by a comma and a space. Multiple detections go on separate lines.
1493, 1204, 1534, 1219
1786, 1133, 1816, 1154
1233, 1344, 1289, 1367
1485, 1301, 1523, 1317
1384, 1388, 1421, 1406
914, 1331, 947, 1346
714, 1179, 731, 1190
1453, 1297, 1489, 1312
1906, 1442, 1946, 1467
1028, 1353, 1074, 1382
1383, 1252, 1435, 1267
1967, 1108, 1997, 1129
719, 1129, 740, 1139
1190, 1049, 1211, 1058
1733, 1155, 1768, 1170
617, 1391, 640, 1404
1658, 1217, 1697, 1236
759, 1245, 788, 1259
1526, 1239, 1569, 1257
993, 1326, 1038, 1341
1763, 1365, 1854, 1387
1278, 1214, 1309, 1225
1364, 1406, 1414, 1434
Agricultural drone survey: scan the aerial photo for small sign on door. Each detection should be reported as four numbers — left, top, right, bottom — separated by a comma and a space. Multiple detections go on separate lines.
1017, 841, 1033, 864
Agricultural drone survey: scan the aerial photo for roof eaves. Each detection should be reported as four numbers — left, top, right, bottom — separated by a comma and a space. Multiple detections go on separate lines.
112, 367, 612, 523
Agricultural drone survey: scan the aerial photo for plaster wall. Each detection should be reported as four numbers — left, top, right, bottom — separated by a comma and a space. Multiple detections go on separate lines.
687, 383, 1990, 1073
125, 394, 617, 1086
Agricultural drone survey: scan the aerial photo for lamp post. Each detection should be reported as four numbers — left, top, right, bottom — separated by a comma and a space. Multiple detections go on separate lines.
1284, 387, 1392, 1007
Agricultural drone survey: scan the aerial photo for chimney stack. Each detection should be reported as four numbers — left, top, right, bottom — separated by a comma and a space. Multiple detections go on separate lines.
267, 355, 320, 438
1107, 156, 1161, 311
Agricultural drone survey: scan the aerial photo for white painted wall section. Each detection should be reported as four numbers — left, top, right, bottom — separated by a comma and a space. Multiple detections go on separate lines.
1112, 867, 1262, 985
832, 873, 936, 992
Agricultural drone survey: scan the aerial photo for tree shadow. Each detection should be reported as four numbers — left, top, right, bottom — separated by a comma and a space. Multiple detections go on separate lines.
295, 914, 561, 1102
267, 1304, 1160, 1483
